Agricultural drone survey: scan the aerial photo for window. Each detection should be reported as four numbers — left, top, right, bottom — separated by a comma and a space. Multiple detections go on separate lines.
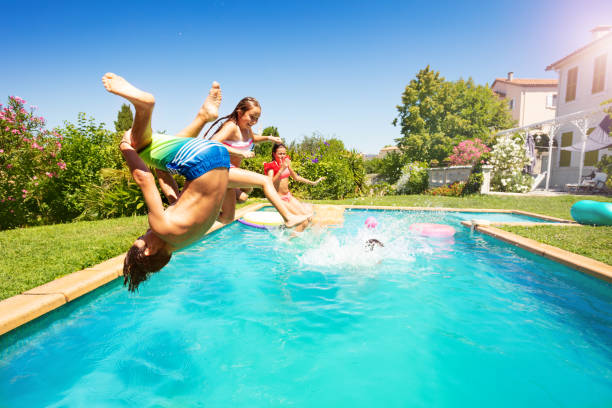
592, 54, 607, 94
560, 131, 572, 167
566, 67, 578, 102
546, 94, 557, 108
508, 98, 514, 110
584, 127, 599, 166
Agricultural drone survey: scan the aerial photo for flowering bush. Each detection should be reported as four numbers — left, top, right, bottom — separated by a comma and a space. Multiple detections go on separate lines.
489, 134, 532, 192
396, 161, 428, 194
448, 138, 490, 166
426, 181, 466, 196
0, 96, 64, 229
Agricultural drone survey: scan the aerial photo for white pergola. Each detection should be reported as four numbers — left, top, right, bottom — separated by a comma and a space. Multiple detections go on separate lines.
495, 107, 608, 191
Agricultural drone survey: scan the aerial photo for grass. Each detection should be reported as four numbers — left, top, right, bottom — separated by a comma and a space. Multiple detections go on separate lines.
500, 225, 612, 266
313, 194, 612, 221
1, 194, 611, 301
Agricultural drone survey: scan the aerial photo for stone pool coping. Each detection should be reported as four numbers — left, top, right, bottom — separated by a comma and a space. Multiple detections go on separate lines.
0, 203, 604, 337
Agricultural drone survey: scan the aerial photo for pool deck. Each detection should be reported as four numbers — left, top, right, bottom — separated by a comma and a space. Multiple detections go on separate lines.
0, 204, 609, 337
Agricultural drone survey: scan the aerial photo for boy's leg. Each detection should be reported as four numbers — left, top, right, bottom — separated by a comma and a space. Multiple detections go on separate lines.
227, 168, 310, 227
175, 82, 222, 138
218, 189, 237, 224
102, 73, 154, 150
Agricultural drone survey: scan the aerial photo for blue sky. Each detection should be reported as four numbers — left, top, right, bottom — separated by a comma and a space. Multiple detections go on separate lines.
3, 0, 611, 154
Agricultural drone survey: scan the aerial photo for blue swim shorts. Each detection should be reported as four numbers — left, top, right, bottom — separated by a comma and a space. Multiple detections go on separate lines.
165, 139, 230, 180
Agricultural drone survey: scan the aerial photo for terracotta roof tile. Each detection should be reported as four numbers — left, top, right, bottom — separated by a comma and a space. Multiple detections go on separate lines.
492, 78, 558, 87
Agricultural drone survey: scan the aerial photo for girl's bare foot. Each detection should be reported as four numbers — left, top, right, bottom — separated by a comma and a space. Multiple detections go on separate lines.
285, 214, 310, 228
101, 73, 155, 109
198, 81, 222, 122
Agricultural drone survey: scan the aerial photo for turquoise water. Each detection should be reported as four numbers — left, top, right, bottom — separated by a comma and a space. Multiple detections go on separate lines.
1, 210, 611, 407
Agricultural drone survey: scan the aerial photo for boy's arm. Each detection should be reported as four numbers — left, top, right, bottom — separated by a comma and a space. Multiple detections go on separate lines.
155, 169, 180, 204
120, 142, 171, 235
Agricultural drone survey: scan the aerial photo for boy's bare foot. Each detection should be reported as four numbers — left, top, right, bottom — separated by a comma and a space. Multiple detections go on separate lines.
102, 73, 155, 109
285, 214, 310, 228
198, 81, 222, 122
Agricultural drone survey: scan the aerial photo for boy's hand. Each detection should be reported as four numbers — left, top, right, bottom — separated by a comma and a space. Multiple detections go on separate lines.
268, 136, 282, 144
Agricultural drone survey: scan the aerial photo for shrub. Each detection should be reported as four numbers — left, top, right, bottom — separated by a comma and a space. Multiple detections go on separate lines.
448, 138, 490, 166
376, 151, 406, 184
42, 114, 123, 222
426, 181, 466, 196
79, 168, 147, 220
596, 154, 612, 189
0, 96, 64, 229
396, 161, 428, 194
490, 134, 532, 192
368, 182, 396, 197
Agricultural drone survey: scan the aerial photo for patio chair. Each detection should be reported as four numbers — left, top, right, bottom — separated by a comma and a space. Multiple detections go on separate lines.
588, 172, 609, 193
566, 172, 596, 193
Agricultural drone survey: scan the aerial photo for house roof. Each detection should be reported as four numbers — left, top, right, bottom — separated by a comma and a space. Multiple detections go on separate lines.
491, 78, 558, 89
546, 31, 612, 71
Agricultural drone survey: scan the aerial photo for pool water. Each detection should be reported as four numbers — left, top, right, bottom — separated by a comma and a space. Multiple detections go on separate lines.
1, 210, 611, 407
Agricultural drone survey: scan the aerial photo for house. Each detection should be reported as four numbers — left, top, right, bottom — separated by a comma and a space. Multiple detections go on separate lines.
378, 146, 400, 158
544, 25, 612, 188
491, 72, 558, 127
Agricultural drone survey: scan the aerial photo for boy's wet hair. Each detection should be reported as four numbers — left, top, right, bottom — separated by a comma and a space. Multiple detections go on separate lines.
123, 239, 172, 292
365, 238, 384, 251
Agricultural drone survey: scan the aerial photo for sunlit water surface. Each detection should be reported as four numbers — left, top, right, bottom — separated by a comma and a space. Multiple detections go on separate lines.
1, 210, 611, 407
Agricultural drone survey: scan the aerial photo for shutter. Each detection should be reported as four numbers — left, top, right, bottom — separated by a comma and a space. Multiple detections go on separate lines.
560, 131, 572, 167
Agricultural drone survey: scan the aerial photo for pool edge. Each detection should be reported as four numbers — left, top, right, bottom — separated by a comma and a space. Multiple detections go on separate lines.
0, 204, 602, 337
472, 224, 612, 284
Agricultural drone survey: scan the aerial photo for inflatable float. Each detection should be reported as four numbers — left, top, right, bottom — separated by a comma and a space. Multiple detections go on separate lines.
409, 223, 456, 238
570, 200, 612, 226
238, 211, 284, 229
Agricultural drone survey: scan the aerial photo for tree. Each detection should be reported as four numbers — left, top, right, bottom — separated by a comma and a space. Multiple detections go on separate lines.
393, 66, 515, 163
114, 103, 133, 133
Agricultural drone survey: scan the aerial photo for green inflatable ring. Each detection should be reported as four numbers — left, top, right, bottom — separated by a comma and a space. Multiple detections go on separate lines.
570, 200, 612, 226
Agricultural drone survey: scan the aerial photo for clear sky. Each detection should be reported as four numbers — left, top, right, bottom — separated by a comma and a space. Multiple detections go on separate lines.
3, 0, 611, 154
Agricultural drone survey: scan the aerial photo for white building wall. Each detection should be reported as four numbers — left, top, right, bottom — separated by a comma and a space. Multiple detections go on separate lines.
550, 34, 612, 188
521, 88, 557, 126
556, 36, 612, 117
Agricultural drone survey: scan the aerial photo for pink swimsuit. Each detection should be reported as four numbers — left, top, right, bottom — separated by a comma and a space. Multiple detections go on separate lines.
264, 159, 292, 201
223, 138, 253, 168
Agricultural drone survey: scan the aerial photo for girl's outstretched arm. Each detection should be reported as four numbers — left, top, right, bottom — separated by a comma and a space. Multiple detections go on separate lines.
252, 132, 282, 144
287, 161, 325, 185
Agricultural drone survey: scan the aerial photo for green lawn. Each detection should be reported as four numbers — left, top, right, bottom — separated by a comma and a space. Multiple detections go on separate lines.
1, 194, 611, 301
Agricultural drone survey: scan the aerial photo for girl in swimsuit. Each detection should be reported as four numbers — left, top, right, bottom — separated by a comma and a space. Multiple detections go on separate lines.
203, 98, 305, 224
265, 143, 325, 217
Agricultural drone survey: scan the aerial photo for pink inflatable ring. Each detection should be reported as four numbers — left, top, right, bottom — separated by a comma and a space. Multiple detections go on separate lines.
409, 223, 456, 238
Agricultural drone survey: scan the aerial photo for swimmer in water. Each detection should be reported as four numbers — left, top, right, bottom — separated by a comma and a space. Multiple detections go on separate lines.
365, 238, 384, 251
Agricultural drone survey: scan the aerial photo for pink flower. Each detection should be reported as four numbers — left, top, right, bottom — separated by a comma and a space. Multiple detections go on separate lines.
6, 164, 12, 169
57, 161, 66, 170
32, 175, 37, 179
22, 189, 28, 194
45, 171, 53, 177
10, 210, 14, 213
22, 194, 27, 198
0, 149, 3, 153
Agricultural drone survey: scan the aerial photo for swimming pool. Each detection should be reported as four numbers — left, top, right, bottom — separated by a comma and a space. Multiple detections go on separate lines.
1, 209, 611, 406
